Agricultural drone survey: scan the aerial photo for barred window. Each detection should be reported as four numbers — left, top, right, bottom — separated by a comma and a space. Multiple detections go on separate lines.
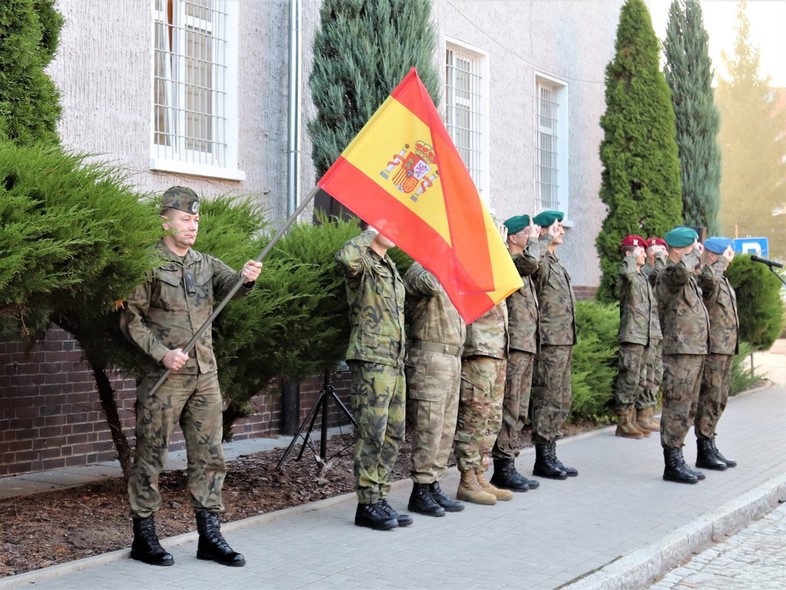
152, 0, 242, 179
535, 75, 568, 216
445, 43, 488, 199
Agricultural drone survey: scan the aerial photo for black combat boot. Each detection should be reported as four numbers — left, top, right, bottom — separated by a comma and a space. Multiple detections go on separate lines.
663, 447, 699, 484
681, 448, 705, 480
130, 516, 174, 566
696, 437, 728, 471
408, 483, 446, 517
429, 481, 465, 512
549, 441, 578, 477
533, 443, 567, 479
710, 437, 736, 467
490, 458, 530, 492
355, 502, 398, 530
195, 511, 246, 566
377, 499, 413, 527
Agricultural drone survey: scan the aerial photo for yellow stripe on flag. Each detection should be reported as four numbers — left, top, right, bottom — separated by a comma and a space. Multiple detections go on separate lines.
341, 98, 451, 245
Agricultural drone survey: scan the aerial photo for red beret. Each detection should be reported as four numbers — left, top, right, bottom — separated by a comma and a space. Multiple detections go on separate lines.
620, 235, 646, 250
646, 237, 667, 248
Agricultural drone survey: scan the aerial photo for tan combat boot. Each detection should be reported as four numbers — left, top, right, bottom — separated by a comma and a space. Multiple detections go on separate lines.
456, 470, 496, 505
636, 406, 660, 432
615, 406, 645, 439
475, 470, 513, 501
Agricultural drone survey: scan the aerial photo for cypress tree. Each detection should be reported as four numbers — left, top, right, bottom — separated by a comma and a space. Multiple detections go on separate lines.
308, 0, 440, 217
0, 0, 63, 145
663, 0, 722, 235
595, 0, 683, 303
716, 1, 786, 260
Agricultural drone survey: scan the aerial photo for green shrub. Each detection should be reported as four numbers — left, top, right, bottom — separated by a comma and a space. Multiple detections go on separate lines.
730, 341, 765, 395
569, 300, 620, 422
726, 255, 784, 350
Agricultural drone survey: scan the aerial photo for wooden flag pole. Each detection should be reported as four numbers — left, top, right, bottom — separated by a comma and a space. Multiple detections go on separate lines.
144, 186, 320, 399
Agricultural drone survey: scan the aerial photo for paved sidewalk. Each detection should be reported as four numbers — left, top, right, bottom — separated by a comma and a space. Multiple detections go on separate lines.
1, 347, 785, 590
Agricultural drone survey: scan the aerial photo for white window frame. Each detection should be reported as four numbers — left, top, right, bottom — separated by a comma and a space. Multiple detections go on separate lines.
534, 73, 569, 222
445, 39, 490, 203
150, 0, 244, 181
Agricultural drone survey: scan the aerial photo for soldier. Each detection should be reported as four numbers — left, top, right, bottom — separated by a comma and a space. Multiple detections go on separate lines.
613, 235, 661, 439
530, 210, 578, 479
335, 226, 411, 531
489, 215, 542, 492
654, 226, 710, 484
121, 186, 262, 567
404, 262, 466, 517
695, 237, 739, 470
454, 300, 512, 505
639, 236, 669, 432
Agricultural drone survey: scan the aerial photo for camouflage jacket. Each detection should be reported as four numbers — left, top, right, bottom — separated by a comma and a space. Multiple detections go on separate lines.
121, 240, 251, 375
533, 236, 576, 346
463, 300, 508, 360
617, 255, 661, 345
654, 251, 709, 355
335, 230, 406, 368
507, 238, 542, 354
698, 260, 739, 355
404, 262, 466, 349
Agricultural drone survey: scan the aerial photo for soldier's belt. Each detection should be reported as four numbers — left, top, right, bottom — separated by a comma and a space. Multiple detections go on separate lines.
410, 340, 463, 357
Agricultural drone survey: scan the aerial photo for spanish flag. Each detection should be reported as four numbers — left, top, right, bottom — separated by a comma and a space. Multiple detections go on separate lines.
318, 68, 522, 324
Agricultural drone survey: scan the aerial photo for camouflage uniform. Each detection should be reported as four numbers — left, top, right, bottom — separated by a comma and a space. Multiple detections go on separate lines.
454, 302, 508, 473
654, 251, 709, 449
531, 235, 577, 444
404, 262, 466, 484
122, 241, 252, 518
696, 259, 739, 438
641, 255, 666, 408
335, 230, 406, 505
615, 255, 662, 408
492, 239, 542, 460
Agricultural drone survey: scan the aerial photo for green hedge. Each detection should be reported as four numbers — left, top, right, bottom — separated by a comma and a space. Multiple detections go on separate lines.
726, 254, 784, 350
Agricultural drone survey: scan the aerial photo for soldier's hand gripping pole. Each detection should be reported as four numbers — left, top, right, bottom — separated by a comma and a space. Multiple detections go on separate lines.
145, 186, 321, 399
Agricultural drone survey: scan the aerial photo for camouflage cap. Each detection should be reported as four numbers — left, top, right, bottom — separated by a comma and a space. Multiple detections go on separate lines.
161, 186, 200, 215
532, 210, 564, 227
503, 215, 531, 234
664, 226, 698, 248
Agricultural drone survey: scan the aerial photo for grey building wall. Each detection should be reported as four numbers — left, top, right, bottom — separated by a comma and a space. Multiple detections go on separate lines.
48, 0, 622, 288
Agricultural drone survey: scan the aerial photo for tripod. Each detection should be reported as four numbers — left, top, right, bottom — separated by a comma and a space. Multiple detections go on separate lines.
275, 368, 356, 471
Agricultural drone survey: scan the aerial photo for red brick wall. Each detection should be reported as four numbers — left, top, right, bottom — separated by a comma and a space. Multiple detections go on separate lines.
0, 328, 352, 478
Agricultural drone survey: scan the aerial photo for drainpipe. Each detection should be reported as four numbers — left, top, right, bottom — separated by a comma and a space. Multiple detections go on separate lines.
282, 0, 303, 436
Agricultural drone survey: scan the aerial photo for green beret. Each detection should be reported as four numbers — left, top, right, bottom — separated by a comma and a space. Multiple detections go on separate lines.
664, 226, 698, 248
532, 210, 564, 227
503, 215, 530, 235
161, 186, 200, 215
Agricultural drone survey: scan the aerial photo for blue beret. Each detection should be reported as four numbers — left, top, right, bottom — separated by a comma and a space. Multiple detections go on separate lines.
504, 215, 531, 234
532, 210, 564, 227
704, 236, 733, 255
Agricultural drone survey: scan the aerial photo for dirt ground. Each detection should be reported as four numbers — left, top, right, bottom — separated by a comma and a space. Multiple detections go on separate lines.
0, 426, 593, 578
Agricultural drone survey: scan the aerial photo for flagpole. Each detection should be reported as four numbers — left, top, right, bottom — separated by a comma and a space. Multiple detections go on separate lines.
144, 186, 320, 399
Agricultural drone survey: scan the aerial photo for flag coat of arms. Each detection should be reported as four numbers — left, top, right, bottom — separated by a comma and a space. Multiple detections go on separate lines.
318, 68, 523, 324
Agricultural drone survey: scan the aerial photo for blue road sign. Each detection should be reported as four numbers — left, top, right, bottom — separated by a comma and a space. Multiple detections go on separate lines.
733, 237, 769, 258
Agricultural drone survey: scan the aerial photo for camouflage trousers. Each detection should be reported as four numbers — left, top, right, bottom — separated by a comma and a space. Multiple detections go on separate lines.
348, 361, 406, 504
695, 353, 733, 439
128, 372, 226, 518
615, 341, 658, 409
640, 337, 663, 409
660, 354, 705, 448
454, 355, 506, 472
405, 348, 461, 484
492, 350, 535, 460
531, 345, 573, 444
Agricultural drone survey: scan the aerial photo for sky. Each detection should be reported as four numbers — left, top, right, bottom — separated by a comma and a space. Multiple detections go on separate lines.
646, 0, 786, 87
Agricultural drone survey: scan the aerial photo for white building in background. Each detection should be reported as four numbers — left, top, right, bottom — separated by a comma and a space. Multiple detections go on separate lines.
49, 0, 624, 290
